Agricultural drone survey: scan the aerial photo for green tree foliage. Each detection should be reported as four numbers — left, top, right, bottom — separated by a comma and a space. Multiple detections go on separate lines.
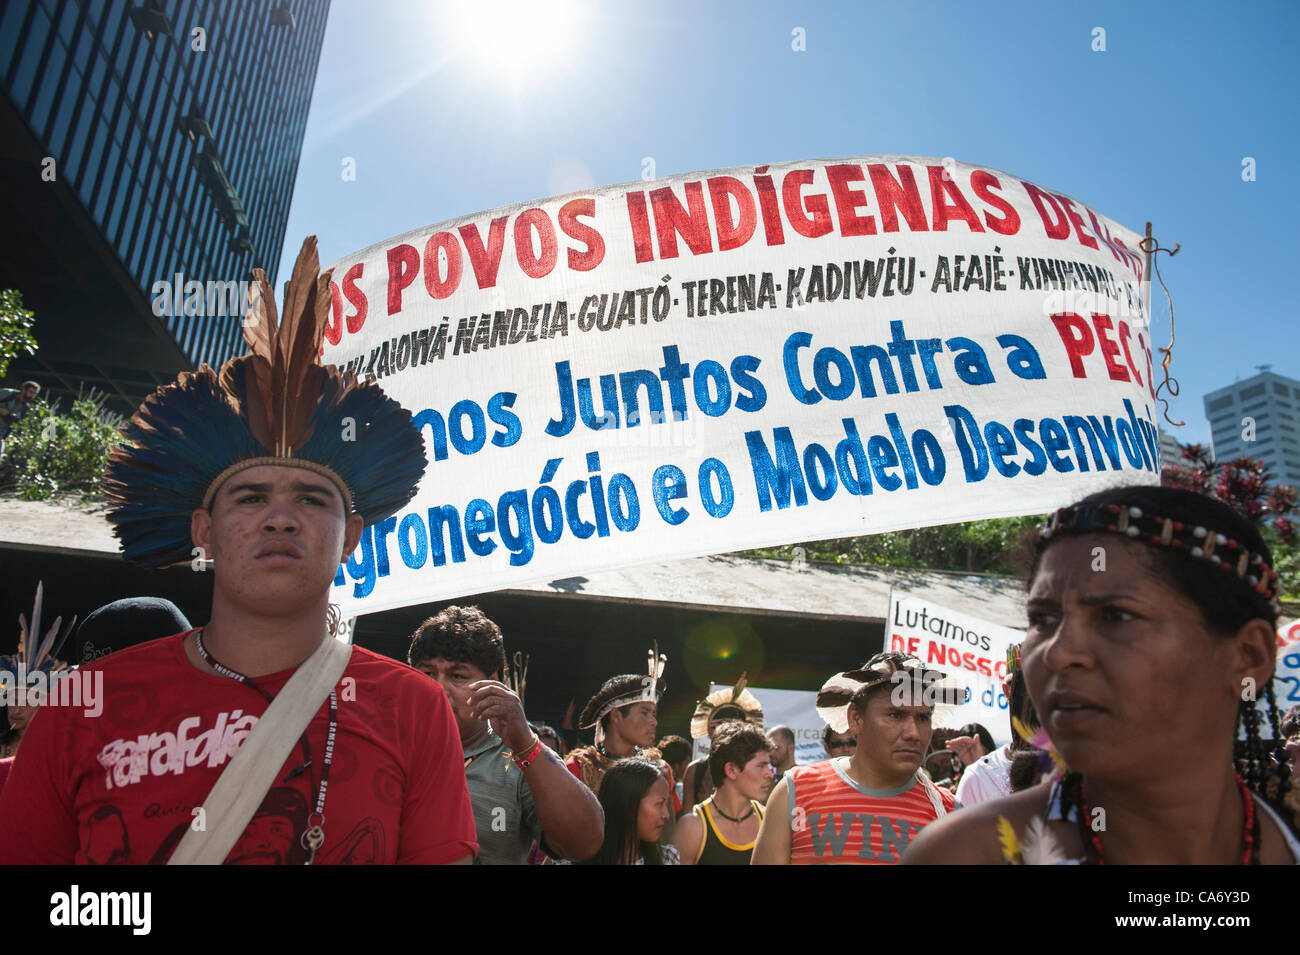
748, 514, 1045, 575
0, 289, 38, 378
1271, 534, 1300, 603
1163, 443, 1297, 601
0, 393, 125, 501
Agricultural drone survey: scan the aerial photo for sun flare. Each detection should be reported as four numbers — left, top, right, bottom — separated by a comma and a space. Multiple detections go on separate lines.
441, 0, 584, 88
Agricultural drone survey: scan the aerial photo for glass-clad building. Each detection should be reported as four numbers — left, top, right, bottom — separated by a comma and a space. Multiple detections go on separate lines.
0, 0, 329, 410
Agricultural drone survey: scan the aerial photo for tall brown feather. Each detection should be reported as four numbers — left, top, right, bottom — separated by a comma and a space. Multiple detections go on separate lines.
234, 270, 280, 450
241, 269, 276, 358
278, 245, 313, 363
224, 238, 336, 455
278, 241, 332, 453
241, 355, 276, 452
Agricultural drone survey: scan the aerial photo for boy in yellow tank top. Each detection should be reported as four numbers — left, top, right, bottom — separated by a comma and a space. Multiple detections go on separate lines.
674, 723, 774, 865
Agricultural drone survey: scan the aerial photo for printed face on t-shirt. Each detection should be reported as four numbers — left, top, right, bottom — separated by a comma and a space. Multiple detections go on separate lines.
229, 813, 297, 864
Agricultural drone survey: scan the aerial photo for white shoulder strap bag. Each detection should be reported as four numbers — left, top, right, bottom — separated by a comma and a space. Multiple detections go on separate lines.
919, 770, 951, 819
168, 636, 352, 865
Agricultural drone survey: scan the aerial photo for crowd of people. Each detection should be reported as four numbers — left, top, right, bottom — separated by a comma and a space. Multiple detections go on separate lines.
0, 240, 1296, 865
3, 566, 1297, 866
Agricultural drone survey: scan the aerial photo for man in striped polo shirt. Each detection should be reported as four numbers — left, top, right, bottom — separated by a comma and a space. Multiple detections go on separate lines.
752, 653, 956, 864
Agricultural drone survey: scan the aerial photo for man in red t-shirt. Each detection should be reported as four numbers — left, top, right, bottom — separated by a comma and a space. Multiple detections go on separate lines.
0, 238, 476, 865
0, 625, 475, 864
752, 653, 956, 865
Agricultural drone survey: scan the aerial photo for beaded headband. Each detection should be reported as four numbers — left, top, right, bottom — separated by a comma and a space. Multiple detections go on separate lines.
579, 643, 668, 738
1040, 503, 1281, 616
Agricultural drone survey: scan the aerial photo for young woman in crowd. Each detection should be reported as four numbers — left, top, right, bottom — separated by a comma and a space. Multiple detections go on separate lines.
905, 486, 1300, 864
580, 757, 679, 865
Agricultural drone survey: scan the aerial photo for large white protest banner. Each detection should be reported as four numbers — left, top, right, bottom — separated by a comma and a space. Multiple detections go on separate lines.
886, 592, 1024, 746
322, 156, 1158, 616
691, 685, 824, 766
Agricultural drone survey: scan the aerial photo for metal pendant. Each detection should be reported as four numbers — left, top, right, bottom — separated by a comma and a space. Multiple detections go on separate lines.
302, 824, 325, 864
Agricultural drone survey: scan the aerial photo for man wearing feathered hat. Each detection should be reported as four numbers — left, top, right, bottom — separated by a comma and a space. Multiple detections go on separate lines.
752, 652, 957, 865
680, 673, 764, 809
565, 646, 667, 795
0, 239, 477, 865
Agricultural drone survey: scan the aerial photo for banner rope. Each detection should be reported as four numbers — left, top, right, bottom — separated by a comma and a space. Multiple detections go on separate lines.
1139, 233, 1183, 427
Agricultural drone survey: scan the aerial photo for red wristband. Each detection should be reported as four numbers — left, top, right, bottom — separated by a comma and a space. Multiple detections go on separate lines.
512, 737, 544, 770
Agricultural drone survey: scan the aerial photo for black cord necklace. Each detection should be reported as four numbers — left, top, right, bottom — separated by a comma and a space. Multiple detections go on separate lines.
708, 795, 755, 823
194, 629, 337, 865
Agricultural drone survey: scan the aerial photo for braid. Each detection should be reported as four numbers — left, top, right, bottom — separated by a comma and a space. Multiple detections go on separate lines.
1058, 772, 1099, 864
1237, 696, 1266, 788
1262, 680, 1289, 771
1239, 682, 1300, 842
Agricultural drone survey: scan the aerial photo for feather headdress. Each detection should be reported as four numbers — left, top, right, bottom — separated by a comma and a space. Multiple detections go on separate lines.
0, 583, 75, 696
578, 643, 668, 737
689, 672, 764, 739
103, 237, 427, 566
815, 651, 964, 734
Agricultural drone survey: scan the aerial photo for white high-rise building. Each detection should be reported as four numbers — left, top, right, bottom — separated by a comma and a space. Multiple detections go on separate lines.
1203, 370, 1300, 488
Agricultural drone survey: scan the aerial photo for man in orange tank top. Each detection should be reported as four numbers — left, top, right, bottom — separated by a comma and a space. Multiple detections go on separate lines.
752, 653, 957, 864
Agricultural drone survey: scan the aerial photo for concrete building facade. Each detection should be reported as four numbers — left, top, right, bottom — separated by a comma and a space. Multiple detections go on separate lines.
1204, 370, 1300, 487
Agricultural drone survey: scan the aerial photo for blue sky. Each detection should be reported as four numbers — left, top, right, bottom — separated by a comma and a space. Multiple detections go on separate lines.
275, 0, 1299, 447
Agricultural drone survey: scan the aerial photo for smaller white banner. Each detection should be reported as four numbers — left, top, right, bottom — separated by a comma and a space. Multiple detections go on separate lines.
886, 592, 1024, 746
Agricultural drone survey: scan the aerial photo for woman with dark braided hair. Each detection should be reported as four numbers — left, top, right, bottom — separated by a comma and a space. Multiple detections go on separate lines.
905, 486, 1300, 865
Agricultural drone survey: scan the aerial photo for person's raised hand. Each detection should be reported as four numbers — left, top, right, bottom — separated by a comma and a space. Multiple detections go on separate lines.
945, 735, 983, 768
467, 680, 533, 752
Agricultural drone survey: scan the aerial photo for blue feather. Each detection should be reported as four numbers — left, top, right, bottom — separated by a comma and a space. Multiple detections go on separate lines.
104, 363, 427, 566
